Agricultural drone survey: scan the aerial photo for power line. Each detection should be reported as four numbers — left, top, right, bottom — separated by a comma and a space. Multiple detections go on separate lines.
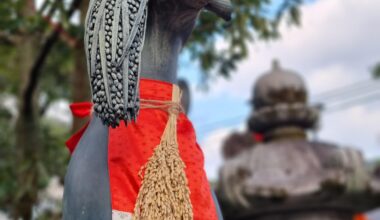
314, 80, 372, 98
313, 87, 380, 106
326, 90, 380, 107
197, 92, 380, 133
197, 92, 380, 131
312, 79, 380, 101
196, 115, 247, 132
195, 79, 380, 132
326, 92, 380, 112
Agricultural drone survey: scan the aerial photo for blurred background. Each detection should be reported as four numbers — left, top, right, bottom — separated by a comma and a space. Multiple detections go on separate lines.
0, 0, 380, 219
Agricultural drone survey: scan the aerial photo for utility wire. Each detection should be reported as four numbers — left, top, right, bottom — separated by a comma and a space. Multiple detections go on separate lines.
313, 87, 380, 105
325, 92, 380, 112
312, 80, 380, 101
196, 115, 247, 132
196, 79, 380, 132
197, 94, 380, 132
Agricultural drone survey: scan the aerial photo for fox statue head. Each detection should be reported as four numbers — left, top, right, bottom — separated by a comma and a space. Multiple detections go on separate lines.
85, 0, 232, 127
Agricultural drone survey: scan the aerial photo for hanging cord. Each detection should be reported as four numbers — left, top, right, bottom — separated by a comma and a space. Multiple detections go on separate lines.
133, 86, 193, 220
140, 99, 184, 115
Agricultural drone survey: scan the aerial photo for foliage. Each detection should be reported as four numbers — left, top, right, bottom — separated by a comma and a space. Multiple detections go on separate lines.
39, 41, 75, 106
190, 0, 302, 78
0, 40, 19, 93
0, 102, 70, 213
373, 62, 380, 78
0, 0, 75, 217
0, 105, 15, 208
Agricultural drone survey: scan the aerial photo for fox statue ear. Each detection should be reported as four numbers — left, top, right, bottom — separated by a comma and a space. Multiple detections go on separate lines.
205, 0, 233, 21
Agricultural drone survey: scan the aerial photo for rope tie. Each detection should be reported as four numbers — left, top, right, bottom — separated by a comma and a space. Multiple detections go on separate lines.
133, 86, 193, 220
140, 99, 184, 115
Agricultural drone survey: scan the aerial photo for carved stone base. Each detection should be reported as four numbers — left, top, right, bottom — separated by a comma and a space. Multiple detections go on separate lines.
217, 192, 380, 220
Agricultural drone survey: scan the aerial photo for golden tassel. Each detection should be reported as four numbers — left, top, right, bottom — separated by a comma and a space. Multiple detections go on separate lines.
133, 85, 193, 220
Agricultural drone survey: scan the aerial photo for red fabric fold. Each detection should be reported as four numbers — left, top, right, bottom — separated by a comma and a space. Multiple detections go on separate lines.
65, 102, 93, 154
254, 132, 264, 142
69, 102, 93, 118
108, 79, 218, 219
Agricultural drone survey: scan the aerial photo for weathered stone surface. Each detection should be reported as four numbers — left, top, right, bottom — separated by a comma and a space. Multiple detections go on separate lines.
217, 61, 380, 220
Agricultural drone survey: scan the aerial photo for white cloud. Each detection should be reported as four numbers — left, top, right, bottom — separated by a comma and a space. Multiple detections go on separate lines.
307, 64, 359, 95
0, 212, 9, 220
200, 125, 244, 180
199, 0, 380, 179
319, 105, 380, 160
1, 95, 18, 117
45, 99, 72, 124
195, 0, 380, 100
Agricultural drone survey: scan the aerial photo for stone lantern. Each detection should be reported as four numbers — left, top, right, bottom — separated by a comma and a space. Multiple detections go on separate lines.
249, 60, 319, 142
217, 60, 380, 220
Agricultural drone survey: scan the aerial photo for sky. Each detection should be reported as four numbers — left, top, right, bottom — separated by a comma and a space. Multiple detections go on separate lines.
44, 0, 380, 181
176, 0, 380, 180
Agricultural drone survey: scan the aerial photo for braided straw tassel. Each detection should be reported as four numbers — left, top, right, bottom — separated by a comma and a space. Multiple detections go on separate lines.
133, 86, 193, 220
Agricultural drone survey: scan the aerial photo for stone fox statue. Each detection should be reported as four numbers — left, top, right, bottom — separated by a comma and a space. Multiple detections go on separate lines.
63, 0, 232, 219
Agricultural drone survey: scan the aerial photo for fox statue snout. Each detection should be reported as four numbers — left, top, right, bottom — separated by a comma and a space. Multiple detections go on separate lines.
207, 0, 233, 21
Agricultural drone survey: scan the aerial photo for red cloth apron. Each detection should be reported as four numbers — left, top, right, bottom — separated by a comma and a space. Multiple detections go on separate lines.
67, 79, 218, 220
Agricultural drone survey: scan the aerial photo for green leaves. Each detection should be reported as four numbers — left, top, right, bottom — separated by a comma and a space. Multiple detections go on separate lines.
189, 0, 303, 80
372, 62, 380, 79
0, 0, 76, 216
0, 0, 23, 33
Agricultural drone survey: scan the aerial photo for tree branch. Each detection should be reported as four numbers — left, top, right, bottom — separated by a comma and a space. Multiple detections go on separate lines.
43, 15, 80, 48
22, 0, 83, 115
0, 31, 21, 45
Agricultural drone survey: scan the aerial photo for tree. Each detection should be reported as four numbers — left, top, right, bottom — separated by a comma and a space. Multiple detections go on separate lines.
373, 62, 380, 78
0, 0, 84, 218
190, 0, 302, 78
0, 0, 303, 218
